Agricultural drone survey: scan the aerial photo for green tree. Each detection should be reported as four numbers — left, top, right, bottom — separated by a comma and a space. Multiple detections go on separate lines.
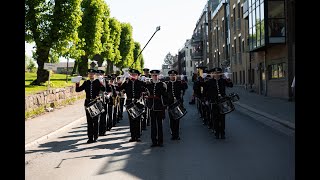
105, 17, 122, 73
97, 2, 111, 67
27, 59, 36, 72
117, 23, 134, 69
25, 0, 83, 85
77, 0, 105, 76
132, 41, 144, 71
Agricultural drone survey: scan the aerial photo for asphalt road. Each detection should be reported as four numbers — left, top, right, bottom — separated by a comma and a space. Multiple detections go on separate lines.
25, 87, 295, 180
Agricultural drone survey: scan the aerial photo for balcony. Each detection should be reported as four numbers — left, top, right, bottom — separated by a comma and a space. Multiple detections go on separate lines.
191, 52, 203, 60
191, 33, 203, 44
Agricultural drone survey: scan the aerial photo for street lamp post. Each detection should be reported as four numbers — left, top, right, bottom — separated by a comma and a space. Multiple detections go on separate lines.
130, 26, 161, 68
66, 58, 69, 83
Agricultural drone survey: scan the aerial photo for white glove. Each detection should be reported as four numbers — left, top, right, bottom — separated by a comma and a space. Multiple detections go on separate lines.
123, 72, 130, 78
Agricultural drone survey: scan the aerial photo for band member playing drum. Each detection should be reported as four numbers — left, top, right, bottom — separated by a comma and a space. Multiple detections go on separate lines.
166, 70, 188, 140
144, 70, 168, 147
204, 67, 233, 139
76, 69, 105, 143
118, 69, 144, 142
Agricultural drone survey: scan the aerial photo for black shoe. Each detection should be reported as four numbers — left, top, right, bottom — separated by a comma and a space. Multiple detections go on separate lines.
176, 137, 181, 140
136, 138, 141, 142
158, 143, 163, 147
87, 139, 94, 144
129, 138, 135, 142
93, 139, 98, 143
150, 144, 157, 147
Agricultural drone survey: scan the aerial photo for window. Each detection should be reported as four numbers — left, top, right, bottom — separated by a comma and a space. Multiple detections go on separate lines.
267, 0, 285, 43
235, 72, 238, 84
242, 40, 245, 52
238, 3, 241, 18
190, 61, 192, 67
243, 70, 245, 84
240, 71, 242, 84
269, 63, 285, 79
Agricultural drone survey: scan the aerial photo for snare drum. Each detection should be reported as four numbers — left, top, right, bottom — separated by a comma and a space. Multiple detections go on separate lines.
217, 96, 235, 115
125, 100, 145, 119
168, 101, 187, 120
229, 93, 240, 102
86, 99, 105, 118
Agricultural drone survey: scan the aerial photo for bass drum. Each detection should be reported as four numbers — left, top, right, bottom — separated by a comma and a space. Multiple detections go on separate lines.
125, 100, 145, 119
217, 96, 235, 115
168, 101, 187, 120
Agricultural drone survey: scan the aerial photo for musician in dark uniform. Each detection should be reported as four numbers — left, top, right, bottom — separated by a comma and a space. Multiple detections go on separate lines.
105, 75, 116, 131
141, 68, 151, 128
76, 69, 105, 143
166, 70, 188, 140
96, 70, 108, 136
204, 67, 233, 139
109, 76, 120, 126
117, 76, 125, 121
144, 70, 168, 147
118, 69, 144, 142
143, 68, 151, 78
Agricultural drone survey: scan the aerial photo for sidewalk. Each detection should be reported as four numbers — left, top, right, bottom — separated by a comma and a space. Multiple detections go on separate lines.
227, 86, 295, 130
25, 99, 86, 148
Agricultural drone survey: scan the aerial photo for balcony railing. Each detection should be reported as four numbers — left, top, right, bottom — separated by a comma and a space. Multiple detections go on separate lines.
191, 33, 203, 44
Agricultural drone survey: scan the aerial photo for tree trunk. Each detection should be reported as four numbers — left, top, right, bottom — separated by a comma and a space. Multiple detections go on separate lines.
72, 60, 78, 75
106, 60, 113, 74
78, 55, 88, 77
30, 47, 50, 85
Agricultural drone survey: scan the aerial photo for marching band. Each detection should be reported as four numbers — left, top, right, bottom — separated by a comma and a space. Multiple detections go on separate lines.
74, 65, 237, 146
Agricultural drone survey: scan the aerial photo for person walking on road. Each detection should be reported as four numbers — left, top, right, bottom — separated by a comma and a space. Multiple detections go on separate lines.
204, 67, 233, 139
144, 70, 168, 147
76, 69, 105, 143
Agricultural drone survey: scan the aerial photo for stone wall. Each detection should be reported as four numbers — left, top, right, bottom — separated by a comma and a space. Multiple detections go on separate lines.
25, 86, 85, 112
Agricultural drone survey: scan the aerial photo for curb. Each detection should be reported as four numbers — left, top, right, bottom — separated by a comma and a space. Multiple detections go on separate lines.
25, 116, 86, 149
234, 102, 295, 130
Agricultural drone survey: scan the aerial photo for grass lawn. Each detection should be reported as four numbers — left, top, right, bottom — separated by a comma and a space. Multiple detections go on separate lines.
25, 72, 85, 95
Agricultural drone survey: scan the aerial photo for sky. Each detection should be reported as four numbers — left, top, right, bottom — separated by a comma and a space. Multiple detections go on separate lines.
25, 0, 208, 70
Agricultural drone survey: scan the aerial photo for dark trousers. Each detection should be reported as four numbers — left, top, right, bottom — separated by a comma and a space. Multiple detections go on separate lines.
141, 106, 148, 130
128, 113, 141, 139
99, 104, 107, 135
118, 98, 125, 119
113, 104, 119, 126
150, 110, 164, 145
85, 111, 100, 141
213, 105, 225, 136
169, 114, 180, 138
107, 103, 113, 130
